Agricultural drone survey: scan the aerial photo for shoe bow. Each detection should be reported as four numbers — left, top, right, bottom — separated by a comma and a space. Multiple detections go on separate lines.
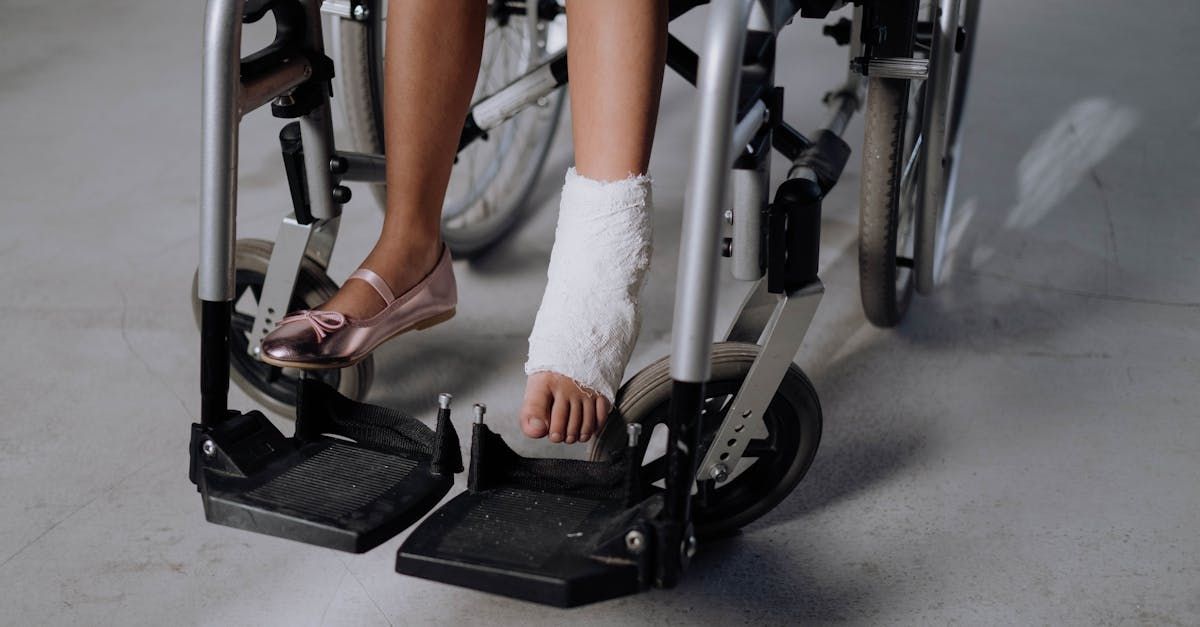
277, 310, 347, 343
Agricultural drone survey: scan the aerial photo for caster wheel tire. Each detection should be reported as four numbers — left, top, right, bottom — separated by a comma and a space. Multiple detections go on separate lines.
191, 238, 373, 417
589, 343, 821, 539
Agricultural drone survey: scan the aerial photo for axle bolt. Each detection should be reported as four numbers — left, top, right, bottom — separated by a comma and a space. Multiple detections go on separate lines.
710, 463, 730, 483
625, 530, 646, 555
352, 4, 368, 20
201, 439, 216, 457
681, 528, 700, 559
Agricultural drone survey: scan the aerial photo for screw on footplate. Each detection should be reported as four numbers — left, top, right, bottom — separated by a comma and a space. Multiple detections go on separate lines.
626, 423, 643, 447
438, 393, 452, 410
684, 534, 698, 559
473, 403, 487, 424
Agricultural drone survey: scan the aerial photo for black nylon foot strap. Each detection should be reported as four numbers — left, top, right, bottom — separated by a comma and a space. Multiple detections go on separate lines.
296, 378, 434, 458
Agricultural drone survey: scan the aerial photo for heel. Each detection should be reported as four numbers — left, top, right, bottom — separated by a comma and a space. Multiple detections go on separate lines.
415, 308, 456, 331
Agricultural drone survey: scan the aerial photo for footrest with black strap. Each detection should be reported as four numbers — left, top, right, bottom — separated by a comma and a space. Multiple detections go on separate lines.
397, 420, 663, 607
189, 379, 462, 553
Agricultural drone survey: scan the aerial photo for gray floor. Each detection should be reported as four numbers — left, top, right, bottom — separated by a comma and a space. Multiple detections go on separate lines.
2, 1, 1198, 625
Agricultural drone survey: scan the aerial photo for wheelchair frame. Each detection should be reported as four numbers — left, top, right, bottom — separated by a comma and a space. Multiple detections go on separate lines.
195, 0, 911, 597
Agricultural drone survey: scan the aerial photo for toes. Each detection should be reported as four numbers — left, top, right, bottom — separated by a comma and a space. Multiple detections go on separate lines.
548, 392, 569, 443
520, 379, 551, 439
565, 398, 582, 444
579, 399, 597, 443
595, 395, 612, 431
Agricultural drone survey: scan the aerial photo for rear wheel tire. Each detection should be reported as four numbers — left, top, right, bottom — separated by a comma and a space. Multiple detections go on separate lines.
858, 77, 917, 328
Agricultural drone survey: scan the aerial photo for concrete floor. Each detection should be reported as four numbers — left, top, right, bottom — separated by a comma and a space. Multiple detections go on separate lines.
2, 0, 1198, 625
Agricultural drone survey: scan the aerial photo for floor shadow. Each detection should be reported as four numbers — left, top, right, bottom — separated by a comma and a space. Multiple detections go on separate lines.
366, 332, 522, 420
598, 533, 893, 623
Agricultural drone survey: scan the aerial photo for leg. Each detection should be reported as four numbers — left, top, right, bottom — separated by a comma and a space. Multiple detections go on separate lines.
259, 1, 484, 369
520, 0, 668, 444
322, 0, 487, 318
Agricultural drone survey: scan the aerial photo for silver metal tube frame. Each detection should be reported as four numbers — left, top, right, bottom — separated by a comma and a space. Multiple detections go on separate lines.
670, 0, 755, 383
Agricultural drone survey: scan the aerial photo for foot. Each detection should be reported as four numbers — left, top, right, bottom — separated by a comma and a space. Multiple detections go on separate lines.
320, 241, 442, 319
520, 372, 612, 444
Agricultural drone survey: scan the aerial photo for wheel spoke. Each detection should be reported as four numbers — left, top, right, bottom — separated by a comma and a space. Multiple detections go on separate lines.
900, 132, 924, 194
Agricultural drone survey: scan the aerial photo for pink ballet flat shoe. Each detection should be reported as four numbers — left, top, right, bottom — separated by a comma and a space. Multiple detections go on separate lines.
259, 246, 457, 370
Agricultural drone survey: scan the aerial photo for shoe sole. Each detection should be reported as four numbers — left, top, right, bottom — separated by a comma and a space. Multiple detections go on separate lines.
258, 308, 457, 371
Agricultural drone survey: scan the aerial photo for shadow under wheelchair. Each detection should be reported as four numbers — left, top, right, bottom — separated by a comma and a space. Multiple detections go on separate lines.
653, 532, 895, 621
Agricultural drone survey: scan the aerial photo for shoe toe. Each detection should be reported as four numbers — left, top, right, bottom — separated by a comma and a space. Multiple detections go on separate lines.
260, 324, 320, 363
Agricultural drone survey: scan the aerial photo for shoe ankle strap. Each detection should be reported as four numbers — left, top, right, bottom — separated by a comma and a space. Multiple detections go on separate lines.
348, 268, 395, 304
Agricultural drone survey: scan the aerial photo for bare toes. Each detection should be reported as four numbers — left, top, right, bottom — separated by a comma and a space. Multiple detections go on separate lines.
548, 391, 569, 443
520, 378, 551, 439
565, 397, 582, 444
579, 400, 597, 443
595, 396, 611, 431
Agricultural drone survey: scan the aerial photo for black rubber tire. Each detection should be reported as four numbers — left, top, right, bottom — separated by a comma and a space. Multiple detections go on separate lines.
190, 239, 373, 417
858, 76, 916, 328
589, 343, 822, 539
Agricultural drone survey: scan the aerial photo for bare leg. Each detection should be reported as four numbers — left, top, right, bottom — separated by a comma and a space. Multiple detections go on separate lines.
321, 0, 487, 318
520, 0, 668, 444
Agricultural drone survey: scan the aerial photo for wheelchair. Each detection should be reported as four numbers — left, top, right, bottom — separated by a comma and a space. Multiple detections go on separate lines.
191, 0, 979, 607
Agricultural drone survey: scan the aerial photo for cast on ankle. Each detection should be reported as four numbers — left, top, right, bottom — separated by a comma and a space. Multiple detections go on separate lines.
525, 168, 654, 402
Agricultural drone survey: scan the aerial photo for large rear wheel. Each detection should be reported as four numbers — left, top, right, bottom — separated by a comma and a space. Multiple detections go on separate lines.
858, 0, 979, 324
858, 76, 920, 327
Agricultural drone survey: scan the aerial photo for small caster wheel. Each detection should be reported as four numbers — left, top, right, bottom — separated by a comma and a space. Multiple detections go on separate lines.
191, 238, 373, 417
589, 342, 821, 539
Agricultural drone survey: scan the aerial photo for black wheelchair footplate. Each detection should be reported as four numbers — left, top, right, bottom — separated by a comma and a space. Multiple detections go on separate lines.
188, 378, 462, 553
397, 422, 664, 608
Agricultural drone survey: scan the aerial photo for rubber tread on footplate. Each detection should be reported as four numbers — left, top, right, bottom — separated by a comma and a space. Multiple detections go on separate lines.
200, 438, 449, 553
191, 380, 459, 553
397, 488, 641, 607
